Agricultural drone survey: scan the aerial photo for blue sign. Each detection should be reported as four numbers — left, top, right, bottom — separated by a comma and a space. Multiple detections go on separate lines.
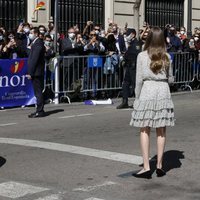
87, 56, 103, 68
0, 58, 36, 108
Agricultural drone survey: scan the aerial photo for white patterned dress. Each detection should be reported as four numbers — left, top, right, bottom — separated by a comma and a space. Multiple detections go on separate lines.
130, 50, 175, 128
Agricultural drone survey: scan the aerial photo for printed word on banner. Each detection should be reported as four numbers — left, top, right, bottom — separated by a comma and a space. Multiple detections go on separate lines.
87, 56, 103, 68
0, 59, 36, 108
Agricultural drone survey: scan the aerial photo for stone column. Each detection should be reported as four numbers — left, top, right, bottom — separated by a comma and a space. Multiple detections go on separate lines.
187, 0, 192, 37
104, 0, 114, 31
133, 0, 142, 38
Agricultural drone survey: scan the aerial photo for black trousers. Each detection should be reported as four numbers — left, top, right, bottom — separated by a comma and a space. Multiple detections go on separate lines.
32, 76, 44, 113
122, 60, 136, 99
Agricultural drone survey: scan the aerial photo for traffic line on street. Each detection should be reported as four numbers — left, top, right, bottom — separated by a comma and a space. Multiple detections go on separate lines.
84, 198, 105, 200
0, 138, 143, 165
73, 181, 118, 192
58, 113, 94, 119
0, 123, 17, 127
0, 181, 49, 198
34, 194, 61, 200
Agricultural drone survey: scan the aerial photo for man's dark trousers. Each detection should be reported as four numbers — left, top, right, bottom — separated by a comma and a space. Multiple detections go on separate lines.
122, 60, 136, 99
32, 76, 44, 113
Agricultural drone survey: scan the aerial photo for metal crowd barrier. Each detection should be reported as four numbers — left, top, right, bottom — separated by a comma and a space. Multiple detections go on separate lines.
50, 52, 199, 104
170, 52, 197, 91
51, 55, 124, 104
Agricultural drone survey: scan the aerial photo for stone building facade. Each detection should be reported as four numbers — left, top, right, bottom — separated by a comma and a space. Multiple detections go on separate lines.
0, 0, 199, 33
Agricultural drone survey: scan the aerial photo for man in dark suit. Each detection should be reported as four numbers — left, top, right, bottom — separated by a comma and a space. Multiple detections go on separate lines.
60, 27, 83, 56
59, 28, 84, 91
27, 27, 46, 118
112, 24, 126, 55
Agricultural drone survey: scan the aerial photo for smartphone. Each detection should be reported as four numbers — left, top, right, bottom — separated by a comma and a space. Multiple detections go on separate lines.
189, 40, 194, 46
19, 19, 24, 26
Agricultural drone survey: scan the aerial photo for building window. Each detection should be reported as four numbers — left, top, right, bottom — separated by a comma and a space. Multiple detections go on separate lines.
0, 0, 27, 31
51, 0, 105, 33
145, 0, 184, 29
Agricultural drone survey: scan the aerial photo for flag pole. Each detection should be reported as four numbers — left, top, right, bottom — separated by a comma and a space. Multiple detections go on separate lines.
54, 0, 58, 53
53, 0, 60, 104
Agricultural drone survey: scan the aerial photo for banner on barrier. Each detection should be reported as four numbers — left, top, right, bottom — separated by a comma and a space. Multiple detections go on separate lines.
0, 58, 36, 108
87, 56, 103, 68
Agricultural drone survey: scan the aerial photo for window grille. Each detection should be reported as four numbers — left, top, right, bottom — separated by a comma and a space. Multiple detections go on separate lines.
51, 0, 105, 33
0, 0, 27, 31
145, 0, 184, 29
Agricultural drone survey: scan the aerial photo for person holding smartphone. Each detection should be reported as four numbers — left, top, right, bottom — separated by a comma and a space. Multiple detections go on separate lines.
2, 32, 20, 59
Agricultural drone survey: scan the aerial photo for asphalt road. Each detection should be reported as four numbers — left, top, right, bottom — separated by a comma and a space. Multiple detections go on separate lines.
0, 92, 200, 200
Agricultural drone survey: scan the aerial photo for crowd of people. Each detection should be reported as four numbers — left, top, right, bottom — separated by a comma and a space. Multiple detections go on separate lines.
0, 20, 200, 59
0, 20, 200, 103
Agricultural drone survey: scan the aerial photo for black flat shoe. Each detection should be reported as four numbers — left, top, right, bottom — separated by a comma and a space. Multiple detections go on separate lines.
156, 168, 166, 177
28, 112, 36, 117
132, 170, 152, 179
28, 111, 45, 118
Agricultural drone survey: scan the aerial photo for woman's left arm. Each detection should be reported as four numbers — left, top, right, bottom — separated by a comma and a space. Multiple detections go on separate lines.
135, 53, 143, 99
167, 54, 175, 84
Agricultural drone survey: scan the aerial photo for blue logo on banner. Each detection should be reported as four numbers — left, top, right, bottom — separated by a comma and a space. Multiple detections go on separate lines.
0, 58, 36, 108
88, 56, 103, 68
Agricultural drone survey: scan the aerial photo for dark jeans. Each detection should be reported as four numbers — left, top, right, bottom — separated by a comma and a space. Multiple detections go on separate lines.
32, 76, 44, 113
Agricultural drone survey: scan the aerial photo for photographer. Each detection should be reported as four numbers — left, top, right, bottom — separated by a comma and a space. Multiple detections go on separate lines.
16, 22, 31, 57
0, 29, 6, 59
84, 31, 105, 55
165, 25, 182, 52
2, 31, 23, 59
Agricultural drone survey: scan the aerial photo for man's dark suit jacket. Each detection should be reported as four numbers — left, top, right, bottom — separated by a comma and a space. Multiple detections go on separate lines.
60, 37, 83, 56
28, 38, 45, 77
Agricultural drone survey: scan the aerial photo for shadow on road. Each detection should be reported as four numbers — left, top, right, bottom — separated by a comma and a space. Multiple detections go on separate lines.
45, 109, 64, 117
118, 150, 184, 178
162, 150, 185, 172
0, 156, 6, 168
148, 150, 185, 172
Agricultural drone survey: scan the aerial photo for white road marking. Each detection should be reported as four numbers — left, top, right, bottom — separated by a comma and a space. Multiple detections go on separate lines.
58, 115, 76, 119
73, 181, 118, 192
0, 181, 49, 198
76, 114, 94, 117
34, 194, 61, 200
120, 108, 133, 111
0, 138, 143, 165
84, 198, 105, 200
58, 113, 93, 119
0, 123, 17, 127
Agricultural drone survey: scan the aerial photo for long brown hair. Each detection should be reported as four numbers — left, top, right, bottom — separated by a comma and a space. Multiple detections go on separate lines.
143, 27, 170, 74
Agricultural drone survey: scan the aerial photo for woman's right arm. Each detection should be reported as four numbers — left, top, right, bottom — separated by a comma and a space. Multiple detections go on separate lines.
135, 53, 143, 99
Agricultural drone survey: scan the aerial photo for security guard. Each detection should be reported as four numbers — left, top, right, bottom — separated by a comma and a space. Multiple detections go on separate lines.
117, 28, 141, 109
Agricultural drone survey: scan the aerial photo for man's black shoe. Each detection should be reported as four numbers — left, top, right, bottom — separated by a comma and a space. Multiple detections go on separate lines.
116, 102, 129, 109
28, 112, 36, 117
28, 111, 45, 118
